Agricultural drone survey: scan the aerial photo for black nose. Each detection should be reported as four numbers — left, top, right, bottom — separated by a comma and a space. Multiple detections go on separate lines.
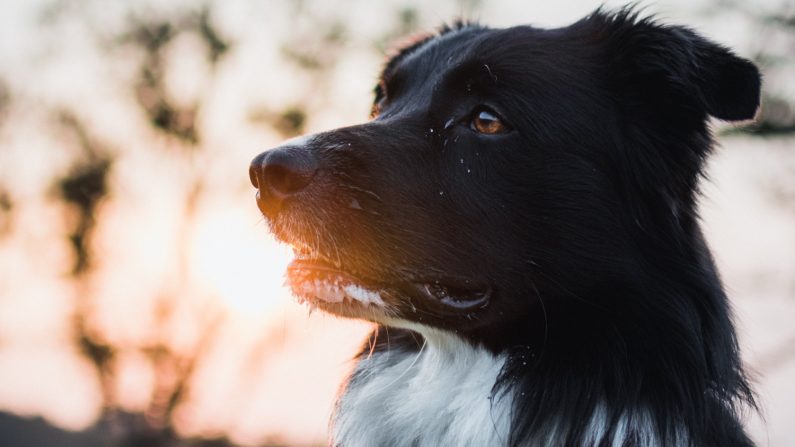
249, 145, 317, 209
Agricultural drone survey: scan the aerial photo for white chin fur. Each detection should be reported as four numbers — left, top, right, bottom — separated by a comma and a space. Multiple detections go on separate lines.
295, 278, 385, 307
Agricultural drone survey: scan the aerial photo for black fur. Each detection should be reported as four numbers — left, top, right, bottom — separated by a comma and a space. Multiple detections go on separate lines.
251, 7, 760, 446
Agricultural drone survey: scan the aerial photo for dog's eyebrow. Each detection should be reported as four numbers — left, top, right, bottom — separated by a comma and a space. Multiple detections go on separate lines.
376, 34, 434, 103
440, 61, 501, 95
383, 36, 433, 81
376, 20, 480, 102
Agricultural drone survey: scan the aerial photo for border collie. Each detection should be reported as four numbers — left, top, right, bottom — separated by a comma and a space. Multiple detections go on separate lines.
249, 8, 761, 446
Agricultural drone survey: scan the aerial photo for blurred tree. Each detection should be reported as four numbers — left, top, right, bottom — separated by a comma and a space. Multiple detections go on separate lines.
46, 5, 243, 446
0, 188, 12, 238
0, 78, 12, 237
54, 111, 114, 276
749, 95, 795, 136
0, 78, 9, 124
249, 106, 307, 138
195, 7, 231, 66
373, 6, 421, 53
124, 18, 200, 146
259, 9, 350, 138
52, 110, 120, 437
121, 7, 231, 147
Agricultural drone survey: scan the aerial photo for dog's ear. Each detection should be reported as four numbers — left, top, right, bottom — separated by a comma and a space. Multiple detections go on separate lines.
581, 10, 761, 223
681, 30, 761, 121
592, 10, 761, 122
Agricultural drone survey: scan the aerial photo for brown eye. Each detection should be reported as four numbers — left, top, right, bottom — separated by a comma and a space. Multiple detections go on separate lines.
470, 109, 509, 134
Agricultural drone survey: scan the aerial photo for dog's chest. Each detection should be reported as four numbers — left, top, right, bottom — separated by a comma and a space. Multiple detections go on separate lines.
332, 337, 512, 447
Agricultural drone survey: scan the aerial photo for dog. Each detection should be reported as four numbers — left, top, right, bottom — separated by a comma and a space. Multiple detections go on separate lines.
249, 8, 761, 446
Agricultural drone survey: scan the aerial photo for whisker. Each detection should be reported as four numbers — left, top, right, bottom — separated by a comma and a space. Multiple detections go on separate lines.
530, 281, 549, 360
339, 183, 384, 203
367, 326, 379, 359
381, 337, 427, 390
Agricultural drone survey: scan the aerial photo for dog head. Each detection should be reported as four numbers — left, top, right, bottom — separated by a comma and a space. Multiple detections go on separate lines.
249, 10, 760, 349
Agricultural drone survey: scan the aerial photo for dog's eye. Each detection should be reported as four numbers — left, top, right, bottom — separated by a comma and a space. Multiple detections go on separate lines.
470, 108, 509, 134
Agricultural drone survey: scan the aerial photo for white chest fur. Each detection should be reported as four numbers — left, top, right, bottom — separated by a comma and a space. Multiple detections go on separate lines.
332, 331, 512, 447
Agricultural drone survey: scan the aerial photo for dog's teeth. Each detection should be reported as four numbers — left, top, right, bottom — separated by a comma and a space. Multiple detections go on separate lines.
289, 274, 384, 308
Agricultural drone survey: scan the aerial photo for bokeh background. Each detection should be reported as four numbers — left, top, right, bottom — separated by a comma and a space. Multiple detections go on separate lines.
0, 0, 793, 445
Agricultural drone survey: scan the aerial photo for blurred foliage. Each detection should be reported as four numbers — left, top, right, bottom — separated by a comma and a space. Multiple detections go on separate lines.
259, 4, 426, 138
121, 7, 232, 147
0, 190, 11, 214
43, 6, 256, 446
0, 78, 9, 125
52, 112, 120, 441
250, 7, 353, 138
374, 6, 421, 53
744, 95, 795, 136
195, 7, 231, 65
275, 107, 308, 137
0, 187, 12, 238
249, 105, 307, 138
281, 20, 348, 71
139, 296, 223, 433
54, 111, 114, 276
125, 18, 199, 146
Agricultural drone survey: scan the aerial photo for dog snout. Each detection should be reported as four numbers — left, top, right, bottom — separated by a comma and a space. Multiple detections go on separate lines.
250, 145, 318, 211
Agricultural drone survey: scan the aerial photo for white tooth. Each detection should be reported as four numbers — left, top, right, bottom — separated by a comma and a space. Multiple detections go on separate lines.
343, 285, 385, 306
330, 287, 343, 303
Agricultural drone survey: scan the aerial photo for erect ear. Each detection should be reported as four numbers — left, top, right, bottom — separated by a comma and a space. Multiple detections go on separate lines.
594, 10, 761, 122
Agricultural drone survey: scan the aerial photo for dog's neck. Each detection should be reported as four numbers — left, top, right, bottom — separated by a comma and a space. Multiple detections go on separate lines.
331, 327, 681, 447
332, 329, 512, 446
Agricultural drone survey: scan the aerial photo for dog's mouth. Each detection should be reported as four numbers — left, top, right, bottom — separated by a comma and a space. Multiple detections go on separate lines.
287, 255, 387, 307
285, 245, 492, 316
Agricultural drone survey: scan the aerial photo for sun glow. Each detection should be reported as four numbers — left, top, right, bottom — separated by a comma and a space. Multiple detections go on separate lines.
192, 201, 294, 315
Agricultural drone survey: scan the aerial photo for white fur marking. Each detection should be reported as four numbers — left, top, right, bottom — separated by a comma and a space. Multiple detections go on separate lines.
333, 324, 680, 446
333, 329, 512, 447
